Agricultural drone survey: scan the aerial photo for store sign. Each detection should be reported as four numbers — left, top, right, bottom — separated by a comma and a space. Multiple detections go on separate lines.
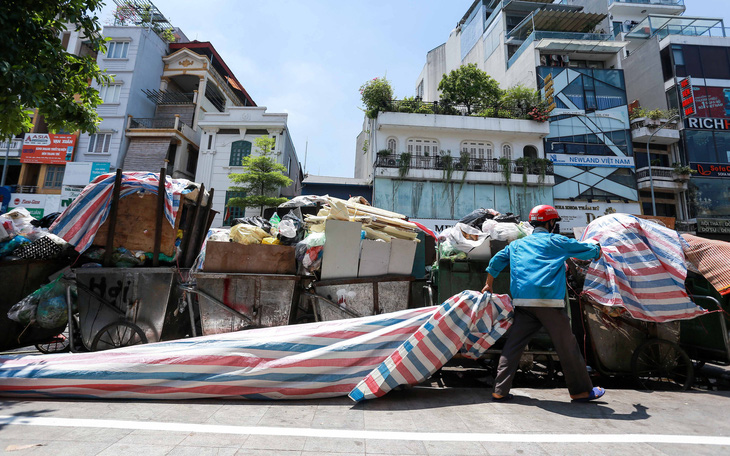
410, 218, 458, 235
21, 133, 76, 164
61, 185, 84, 209
685, 117, 730, 130
694, 86, 730, 118
548, 153, 635, 168
679, 76, 697, 117
63, 161, 111, 186
9, 194, 47, 218
90, 162, 110, 180
697, 218, 730, 235
544, 73, 556, 113
554, 201, 641, 235
691, 162, 730, 178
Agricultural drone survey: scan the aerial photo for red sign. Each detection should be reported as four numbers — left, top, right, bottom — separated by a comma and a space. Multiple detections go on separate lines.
679, 77, 696, 117
21, 133, 77, 164
693, 86, 730, 118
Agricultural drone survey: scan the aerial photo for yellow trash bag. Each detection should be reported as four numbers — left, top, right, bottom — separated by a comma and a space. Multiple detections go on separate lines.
262, 237, 281, 245
230, 224, 270, 245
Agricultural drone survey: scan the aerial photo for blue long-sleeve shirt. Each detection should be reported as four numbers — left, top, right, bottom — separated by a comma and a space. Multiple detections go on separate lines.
486, 227, 601, 307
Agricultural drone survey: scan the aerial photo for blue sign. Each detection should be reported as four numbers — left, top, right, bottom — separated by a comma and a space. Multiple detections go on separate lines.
0, 186, 10, 213
90, 162, 111, 181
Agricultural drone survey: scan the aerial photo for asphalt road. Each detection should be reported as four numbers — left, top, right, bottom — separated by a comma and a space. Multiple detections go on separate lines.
1, 384, 729, 456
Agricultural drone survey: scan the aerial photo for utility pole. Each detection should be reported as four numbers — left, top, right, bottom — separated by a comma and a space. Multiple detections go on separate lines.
1, 139, 11, 187
645, 114, 679, 216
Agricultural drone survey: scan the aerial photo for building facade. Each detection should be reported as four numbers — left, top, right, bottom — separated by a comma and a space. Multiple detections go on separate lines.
415, 0, 641, 234
196, 107, 302, 227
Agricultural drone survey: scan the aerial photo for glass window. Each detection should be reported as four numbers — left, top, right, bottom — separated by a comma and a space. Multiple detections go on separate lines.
700, 47, 730, 79
672, 45, 685, 66
407, 138, 438, 156
682, 45, 704, 79
224, 191, 246, 226
714, 132, 730, 163
387, 138, 397, 153
87, 133, 111, 153
689, 178, 730, 218
99, 84, 121, 103
502, 144, 512, 160
106, 41, 129, 59
229, 140, 251, 166
44, 165, 65, 189
685, 130, 716, 163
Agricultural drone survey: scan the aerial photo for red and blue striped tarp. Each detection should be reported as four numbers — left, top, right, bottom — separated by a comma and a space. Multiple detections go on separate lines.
581, 214, 707, 322
49, 172, 189, 253
0, 292, 513, 400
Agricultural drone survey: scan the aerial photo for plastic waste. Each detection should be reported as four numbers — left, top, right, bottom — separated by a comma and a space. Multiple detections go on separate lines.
278, 195, 329, 208
112, 247, 142, 267
0, 235, 31, 258
491, 223, 523, 242
231, 224, 270, 245
36, 279, 68, 329
262, 237, 281, 245
277, 213, 304, 245
494, 212, 520, 223
458, 208, 499, 229
439, 223, 490, 255
8, 276, 65, 326
232, 216, 272, 234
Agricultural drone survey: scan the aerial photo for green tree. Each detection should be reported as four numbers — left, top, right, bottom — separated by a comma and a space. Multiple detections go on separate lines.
359, 76, 394, 118
228, 137, 293, 217
437, 63, 502, 115
0, 0, 111, 139
501, 84, 541, 113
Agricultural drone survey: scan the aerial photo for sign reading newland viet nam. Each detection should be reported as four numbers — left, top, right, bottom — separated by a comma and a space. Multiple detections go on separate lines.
697, 218, 730, 235
548, 153, 635, 168
21, 133, 77, 164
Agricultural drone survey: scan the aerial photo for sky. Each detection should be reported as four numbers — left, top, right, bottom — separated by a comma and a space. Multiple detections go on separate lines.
98, 0, 729, 179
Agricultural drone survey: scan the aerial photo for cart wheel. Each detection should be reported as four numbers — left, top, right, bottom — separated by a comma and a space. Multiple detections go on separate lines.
90, 321, 148, 351
631, 339, 694, 391
35, 330, 70, 354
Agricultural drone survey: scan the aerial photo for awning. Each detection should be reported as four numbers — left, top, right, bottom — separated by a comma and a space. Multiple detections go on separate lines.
509, 9, 607, 40
536, 37, 628, 54
626, 14, 725, 39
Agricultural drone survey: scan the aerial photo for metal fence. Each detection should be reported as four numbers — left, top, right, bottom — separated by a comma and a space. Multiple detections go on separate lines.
129, 117, 188, 131
375, 154, 554, 175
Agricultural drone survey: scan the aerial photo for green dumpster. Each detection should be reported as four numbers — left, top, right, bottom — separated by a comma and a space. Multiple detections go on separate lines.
680, 273, 730, 366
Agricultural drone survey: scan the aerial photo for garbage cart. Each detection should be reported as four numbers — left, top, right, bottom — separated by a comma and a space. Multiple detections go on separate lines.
680, 273, 730, 367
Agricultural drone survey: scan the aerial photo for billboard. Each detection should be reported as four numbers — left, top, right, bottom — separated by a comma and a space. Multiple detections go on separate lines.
21, 133, 77, 164
693, 86, 730, 119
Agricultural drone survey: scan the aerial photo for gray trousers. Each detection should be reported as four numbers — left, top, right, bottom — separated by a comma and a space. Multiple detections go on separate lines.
493, 307, 593, 396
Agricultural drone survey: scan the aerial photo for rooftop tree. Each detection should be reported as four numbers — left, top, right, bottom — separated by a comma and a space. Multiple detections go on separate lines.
437, 63, 502, 115
228, 136, 293, 217
359, 76, 394, 118
0, 0, 110, 139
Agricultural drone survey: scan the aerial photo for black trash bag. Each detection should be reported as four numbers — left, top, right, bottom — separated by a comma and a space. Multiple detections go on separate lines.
458, 208, 499, 229
232, 216, 272, 234
277, 213, 304, 245
31, 212, 61, 228
494, 212, 520, 223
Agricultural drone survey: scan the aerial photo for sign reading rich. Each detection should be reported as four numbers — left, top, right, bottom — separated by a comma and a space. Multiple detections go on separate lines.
21, 133, 76, 164
685, 117, 730, 130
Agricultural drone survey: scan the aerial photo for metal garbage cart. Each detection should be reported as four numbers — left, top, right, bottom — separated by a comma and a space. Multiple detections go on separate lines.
303, 275, 413, 321
186, 272, 301, 335
0, 259, 71, 352
69, 267, 185, 351
680, 274, 730, 367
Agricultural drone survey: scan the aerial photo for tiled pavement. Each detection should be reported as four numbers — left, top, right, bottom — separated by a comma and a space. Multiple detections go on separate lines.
1, 386, 730, 455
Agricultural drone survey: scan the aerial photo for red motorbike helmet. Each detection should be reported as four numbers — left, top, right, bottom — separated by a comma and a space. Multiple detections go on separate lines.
529, 204, 561, 223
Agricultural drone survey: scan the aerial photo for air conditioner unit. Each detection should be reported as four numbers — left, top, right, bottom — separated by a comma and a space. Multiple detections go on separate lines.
387, 158, 397, 166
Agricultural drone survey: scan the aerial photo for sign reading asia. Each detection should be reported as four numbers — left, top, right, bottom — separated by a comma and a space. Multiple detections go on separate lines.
697, 218, 730, 235
548, 153, 635, 168
691, 162, 730, 178
21, 133, 77, 164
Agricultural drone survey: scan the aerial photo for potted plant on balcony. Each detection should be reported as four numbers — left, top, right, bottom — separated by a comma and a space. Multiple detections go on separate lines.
498, 156, 513, 209
515, 156, 533, 194
672, 163, 696, 181
398, 152, 412, 178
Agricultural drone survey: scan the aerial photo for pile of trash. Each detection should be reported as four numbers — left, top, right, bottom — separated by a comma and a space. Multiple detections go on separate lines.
437, 208, 533, 260
7, 275, 71, 329
0, 208, 72, 261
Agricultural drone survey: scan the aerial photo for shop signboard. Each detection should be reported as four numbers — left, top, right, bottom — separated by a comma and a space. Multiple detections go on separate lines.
697, 218, 730, 235
90, 162, 110, 180
21, 133, 76, 164
685, 117, 730, 130
692, 86, 730, 119
554, 201, 640, 236
548, 153, 634, 168
9, 194, 47, 218
410, 218, 458, 235
61, 185, 84, 209
691, 162, 730, 178
63, 161, 111, 186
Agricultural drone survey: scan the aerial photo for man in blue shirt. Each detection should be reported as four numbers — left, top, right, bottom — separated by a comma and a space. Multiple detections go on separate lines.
482, 204, 605, 402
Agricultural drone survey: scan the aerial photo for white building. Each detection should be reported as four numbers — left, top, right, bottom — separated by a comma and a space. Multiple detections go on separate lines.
196, 107, 302, 226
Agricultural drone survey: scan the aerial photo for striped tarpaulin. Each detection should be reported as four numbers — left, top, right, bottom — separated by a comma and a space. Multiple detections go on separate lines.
0, 292, 512, 400
581, 214, 707, 322
683, 234, 730, 296
349, 291, 513, 402
49, 172, 190, 253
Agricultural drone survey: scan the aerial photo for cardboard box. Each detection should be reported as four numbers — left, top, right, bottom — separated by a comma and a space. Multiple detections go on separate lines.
358, 239, 391, 277
203, 241, 296, 274
387, 238, 418, 275
321, 220, 363, 280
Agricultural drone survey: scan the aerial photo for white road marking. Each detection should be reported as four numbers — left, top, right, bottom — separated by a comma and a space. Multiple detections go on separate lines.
1, 415, 729, 446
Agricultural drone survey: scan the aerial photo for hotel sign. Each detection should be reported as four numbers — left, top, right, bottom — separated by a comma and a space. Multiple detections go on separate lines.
685, 117, 730, 130
548, 153, 635, 168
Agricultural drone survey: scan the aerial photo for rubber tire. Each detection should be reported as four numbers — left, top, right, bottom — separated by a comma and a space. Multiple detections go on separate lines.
90, 321, 148, 351
631, 338, 694, 391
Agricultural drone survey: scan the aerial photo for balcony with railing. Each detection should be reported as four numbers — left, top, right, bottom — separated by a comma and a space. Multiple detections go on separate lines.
635, 166, 687, 193
508, 31, 621, 68
374, 153, 554, 185
127, 114, 201, 146
0, 139, 23, 157
630, 116, 680, 144
626, 15, 726, 40
608, 0, 685, 16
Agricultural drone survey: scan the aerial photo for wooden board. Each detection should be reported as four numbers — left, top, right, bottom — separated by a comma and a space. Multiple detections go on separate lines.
93, 193, 179, 257
203, 241, 296, 274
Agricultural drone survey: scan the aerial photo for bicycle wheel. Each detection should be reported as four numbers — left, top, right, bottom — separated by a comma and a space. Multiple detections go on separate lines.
631, 339, 694, 391
35, 329, 70, 354
90, 321, 148, 351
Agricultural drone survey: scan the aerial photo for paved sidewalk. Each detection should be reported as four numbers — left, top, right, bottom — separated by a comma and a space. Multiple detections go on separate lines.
1, 386, 729, 455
